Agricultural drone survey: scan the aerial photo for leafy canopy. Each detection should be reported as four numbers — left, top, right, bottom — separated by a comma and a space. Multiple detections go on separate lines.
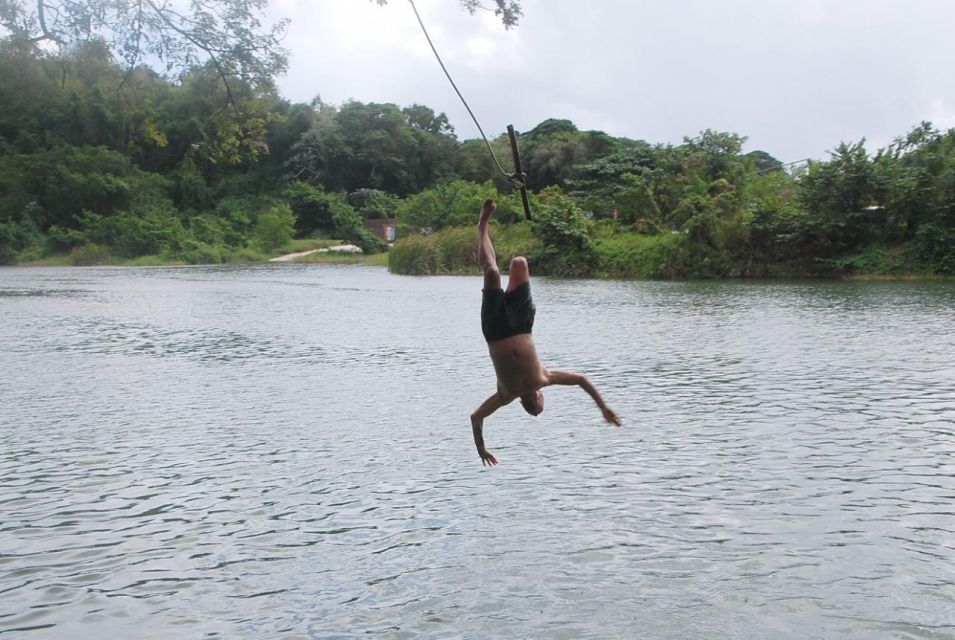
0, 0, 288, 107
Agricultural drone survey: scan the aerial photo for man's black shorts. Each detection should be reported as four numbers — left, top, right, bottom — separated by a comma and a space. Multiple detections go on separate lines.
481, 281, 536, 343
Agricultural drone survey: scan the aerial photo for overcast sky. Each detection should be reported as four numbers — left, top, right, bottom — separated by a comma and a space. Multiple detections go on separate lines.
265, 0, 955, 163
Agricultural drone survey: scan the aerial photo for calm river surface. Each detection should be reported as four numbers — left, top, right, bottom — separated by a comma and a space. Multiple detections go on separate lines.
1, 265, 954, 639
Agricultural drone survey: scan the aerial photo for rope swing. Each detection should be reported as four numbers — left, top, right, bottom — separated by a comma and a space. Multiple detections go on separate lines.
407, 0, 533, 220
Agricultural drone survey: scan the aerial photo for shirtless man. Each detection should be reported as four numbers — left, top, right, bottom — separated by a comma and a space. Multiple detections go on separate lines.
471, 199, 621, 466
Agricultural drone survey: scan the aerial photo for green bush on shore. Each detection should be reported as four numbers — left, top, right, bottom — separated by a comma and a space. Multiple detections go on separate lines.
389, 222, 689, 278
389, 222, 541, 275
68, 243, 111, 266
388, 220, 944, 279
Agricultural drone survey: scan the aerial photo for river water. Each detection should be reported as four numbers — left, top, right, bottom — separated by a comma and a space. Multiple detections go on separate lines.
1, 265, 954, 639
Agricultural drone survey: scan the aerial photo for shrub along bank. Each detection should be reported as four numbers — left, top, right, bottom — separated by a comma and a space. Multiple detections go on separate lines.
389, 214, 937, 279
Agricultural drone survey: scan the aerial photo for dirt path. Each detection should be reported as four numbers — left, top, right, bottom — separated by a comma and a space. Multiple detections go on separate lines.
268, 244, 362, 262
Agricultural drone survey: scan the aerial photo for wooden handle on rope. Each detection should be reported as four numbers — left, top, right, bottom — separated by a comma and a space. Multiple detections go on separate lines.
507, 124, 532, 220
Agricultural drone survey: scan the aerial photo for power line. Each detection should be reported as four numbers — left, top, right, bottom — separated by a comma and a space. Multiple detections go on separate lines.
756, 158, 810, 175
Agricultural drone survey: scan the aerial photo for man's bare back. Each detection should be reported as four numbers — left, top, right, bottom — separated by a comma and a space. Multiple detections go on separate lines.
470, 199, 620, 466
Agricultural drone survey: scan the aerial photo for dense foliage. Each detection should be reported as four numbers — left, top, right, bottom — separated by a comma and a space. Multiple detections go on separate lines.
1, 32, 954, 276
391, 124, 955, 278
0, 40, 395, 263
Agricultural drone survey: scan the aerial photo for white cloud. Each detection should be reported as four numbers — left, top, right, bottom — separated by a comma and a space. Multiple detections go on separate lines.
266, 0, 955, 161
929, 98, 955, 130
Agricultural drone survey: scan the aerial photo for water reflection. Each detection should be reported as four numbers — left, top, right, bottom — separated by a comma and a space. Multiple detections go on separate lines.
1, 266, 954, 638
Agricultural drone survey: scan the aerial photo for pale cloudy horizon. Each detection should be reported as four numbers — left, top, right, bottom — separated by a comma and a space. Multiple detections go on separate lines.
265, 0, 955, 163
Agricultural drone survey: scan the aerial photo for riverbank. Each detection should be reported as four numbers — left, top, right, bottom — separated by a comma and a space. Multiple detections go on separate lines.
7, 230, 946, 280
387, 222, 950, 280
14, 239, 389, 268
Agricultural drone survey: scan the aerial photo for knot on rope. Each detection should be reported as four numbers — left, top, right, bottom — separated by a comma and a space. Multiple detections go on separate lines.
507, 172, 526, 190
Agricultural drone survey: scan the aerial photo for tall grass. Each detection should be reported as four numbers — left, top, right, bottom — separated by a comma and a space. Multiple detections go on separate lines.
389, 223, 541, 275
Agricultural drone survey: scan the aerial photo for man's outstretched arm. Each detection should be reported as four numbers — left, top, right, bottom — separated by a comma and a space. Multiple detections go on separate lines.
470, 393, 508, 465
545, 370, 622, 425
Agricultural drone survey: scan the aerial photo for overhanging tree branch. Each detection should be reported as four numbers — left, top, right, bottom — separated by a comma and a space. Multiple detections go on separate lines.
143, 0, 239, 115
2, 0, 288, 96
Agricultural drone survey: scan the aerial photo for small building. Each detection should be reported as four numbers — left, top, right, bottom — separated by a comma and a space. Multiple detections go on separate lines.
364, 218, 397, 243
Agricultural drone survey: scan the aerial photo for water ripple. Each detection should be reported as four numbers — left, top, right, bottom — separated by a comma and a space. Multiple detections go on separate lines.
1, 268, 954, 638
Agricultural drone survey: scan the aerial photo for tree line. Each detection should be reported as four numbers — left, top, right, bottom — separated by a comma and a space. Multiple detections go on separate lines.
1, 38, 954, 276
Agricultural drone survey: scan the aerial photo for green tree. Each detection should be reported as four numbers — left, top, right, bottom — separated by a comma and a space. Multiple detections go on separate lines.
253, 203, 296, 252
741, 169, 802, 263
871, 123, 955, 272
348, 189, 401, 219
746, 150, 783, 174
683, 130, 747, 184
454, 136, 513, 192
0, 0, 288, 104
284, 181, 346, 237
1, 1, 288, 167
289, 100, 457, 195
797, 140, 877, 254
287, 102, 351, 190
68, 204, 184, 258
614, 173, 662, 227
283, 182, 386, 253
337, 101, 416, 193
532, 196, 597, 276
0, 210, 41, 263
566, 143, 656, 215
0, 146, 138, 232
519, 119, 619, 191
265, 100, 318, 176
175, 156, 213, 212
398, 179, 512, 231
402, 104, 458, 189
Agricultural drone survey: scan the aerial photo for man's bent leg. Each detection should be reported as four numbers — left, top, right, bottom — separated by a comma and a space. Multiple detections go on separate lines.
506, 256, 529, 292
478, 199, 501, 290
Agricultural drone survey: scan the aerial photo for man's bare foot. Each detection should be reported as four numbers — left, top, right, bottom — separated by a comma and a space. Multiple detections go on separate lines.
479, 199, 496, 227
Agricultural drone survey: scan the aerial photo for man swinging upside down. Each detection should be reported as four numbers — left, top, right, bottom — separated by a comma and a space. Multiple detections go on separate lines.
471, 199, 621, 466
